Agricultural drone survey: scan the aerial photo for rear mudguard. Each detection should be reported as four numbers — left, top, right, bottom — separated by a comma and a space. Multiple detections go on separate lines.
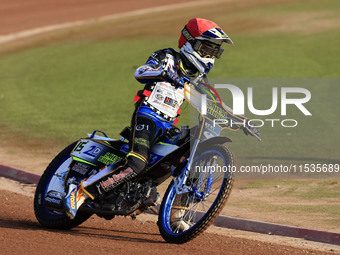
70, 138, 128, 168
64, 138, 129, 187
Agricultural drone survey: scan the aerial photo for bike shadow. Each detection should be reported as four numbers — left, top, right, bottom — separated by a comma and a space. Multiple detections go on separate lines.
68, 226, 164, 244
0, 218, 40, 230
0, 217, 164, 244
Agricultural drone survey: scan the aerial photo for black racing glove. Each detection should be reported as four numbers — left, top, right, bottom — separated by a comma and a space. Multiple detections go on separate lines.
243, 119, 260, 138
161, 66, 189, 88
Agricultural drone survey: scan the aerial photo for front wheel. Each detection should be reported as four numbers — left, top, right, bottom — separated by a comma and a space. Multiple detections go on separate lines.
34, 142, 92, 229
158, 144, 234, 243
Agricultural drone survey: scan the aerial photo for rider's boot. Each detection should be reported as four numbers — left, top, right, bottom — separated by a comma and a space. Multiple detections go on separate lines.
64, 115, 155, 219
64, 183, 89, 219
170, 194, 190, 231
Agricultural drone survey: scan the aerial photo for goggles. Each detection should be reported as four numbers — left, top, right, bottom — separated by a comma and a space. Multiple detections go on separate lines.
193, 40, 224, 59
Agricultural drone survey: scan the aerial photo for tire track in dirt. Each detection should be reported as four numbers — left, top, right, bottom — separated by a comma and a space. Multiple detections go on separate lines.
0, 0, 202, 35
0, 190, 335, 255
0, 0, 339, 253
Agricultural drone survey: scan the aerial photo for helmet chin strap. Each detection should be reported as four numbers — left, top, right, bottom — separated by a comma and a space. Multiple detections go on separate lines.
181, 42, 214, 74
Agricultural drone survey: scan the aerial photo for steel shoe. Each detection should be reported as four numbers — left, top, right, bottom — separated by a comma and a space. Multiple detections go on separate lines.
64, 183, 88, 219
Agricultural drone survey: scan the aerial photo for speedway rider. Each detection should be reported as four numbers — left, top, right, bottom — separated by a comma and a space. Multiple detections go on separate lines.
64, 18, 252, 219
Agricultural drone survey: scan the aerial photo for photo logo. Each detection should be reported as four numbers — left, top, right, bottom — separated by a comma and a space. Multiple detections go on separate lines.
214, 84, 312, 116
199, 84, 312, 128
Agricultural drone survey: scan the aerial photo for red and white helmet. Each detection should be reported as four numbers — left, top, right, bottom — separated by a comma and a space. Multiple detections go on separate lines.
179, 18, 233, 74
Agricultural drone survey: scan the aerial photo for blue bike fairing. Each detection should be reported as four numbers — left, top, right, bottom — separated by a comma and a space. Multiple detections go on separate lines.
137, 105, 173, 137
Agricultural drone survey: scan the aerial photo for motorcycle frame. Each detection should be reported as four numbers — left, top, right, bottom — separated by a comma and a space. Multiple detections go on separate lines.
173, 82, 234, 195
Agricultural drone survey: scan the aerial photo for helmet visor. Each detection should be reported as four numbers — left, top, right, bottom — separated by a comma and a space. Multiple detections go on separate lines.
193, 40, 224, 59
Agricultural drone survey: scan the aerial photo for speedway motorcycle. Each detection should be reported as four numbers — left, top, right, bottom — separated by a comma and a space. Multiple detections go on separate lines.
34, 80, 260, 243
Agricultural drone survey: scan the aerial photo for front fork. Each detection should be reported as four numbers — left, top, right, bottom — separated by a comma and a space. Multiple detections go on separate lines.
173, 139, 217, 202
173, 139, 200, 195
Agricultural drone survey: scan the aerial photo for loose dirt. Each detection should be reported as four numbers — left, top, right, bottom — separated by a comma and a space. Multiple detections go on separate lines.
1, 179, 339, 254
0, 0, 202, 35
1, 0, 339, 253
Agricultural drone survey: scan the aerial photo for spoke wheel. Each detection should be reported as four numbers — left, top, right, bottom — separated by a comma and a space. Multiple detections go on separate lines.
34, 142, 91, 229
158, 144, 234, 243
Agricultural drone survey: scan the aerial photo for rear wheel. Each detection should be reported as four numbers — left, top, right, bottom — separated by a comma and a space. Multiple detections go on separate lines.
34, 142, 92, 229
158, 144, 234, 243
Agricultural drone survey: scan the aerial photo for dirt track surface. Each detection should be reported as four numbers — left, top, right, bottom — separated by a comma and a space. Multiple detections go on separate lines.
0, 0, 201, 35
0, 0, 339, 254
1, 190, 336, 255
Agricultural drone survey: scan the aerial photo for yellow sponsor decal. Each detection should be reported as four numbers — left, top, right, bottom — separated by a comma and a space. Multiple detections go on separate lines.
70, 190, 76, 210
207, 101, 229, 119
98, 152, 122, 165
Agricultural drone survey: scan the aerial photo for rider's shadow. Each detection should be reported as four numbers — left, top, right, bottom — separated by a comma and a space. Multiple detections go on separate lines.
0, 218, 164, 244
68, 225, 164, 244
